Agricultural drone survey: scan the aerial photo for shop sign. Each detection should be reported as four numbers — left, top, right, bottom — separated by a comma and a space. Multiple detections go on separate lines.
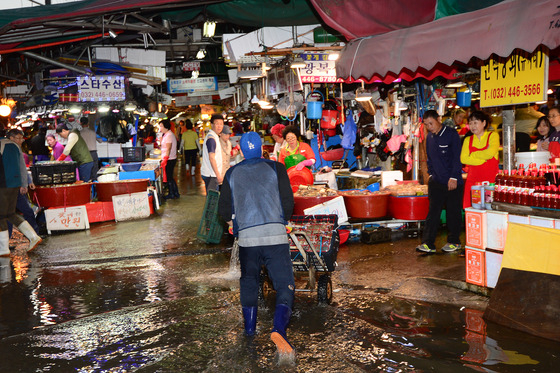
480, 50, 548, 107
167, 77, 218, 94
76, 75, 126, 102
297, 53, 343, 84
112, 192, 150, 221
174, 95, 213, 107
182, 61, 200, 72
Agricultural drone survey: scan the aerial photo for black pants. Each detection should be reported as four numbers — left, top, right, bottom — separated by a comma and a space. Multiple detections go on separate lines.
165, 159, 178, 196
183, 149, 198, 170
90, 150, 99, 181
239, 243, 295, 309
422, 178, 463, 250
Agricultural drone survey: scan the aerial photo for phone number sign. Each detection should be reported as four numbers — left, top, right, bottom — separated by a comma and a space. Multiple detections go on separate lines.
77, 75, 126, 102
480, 50, 548, 108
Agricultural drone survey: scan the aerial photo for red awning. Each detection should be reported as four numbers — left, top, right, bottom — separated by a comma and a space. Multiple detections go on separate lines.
336, 0, 560, 83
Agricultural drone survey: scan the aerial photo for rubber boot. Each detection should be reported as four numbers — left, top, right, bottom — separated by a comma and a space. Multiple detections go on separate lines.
270, 304, 294, 354
17, 221, 42, 252
242, 306, 257, 336
0, 230, 10, 257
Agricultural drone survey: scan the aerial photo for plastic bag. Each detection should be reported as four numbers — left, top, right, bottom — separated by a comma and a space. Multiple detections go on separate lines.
341, 111, 357, 150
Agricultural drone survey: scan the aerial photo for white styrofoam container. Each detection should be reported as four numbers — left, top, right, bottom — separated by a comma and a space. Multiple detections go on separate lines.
485, 250, 503, 288
508, 214, 530, 225
303, 196, 348, 225
486, 211, 508, 251
530, 216, 555, 229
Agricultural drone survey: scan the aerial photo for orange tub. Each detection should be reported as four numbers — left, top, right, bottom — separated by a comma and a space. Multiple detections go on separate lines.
293, 195, 338, 215
343, 192, 390, 219
388, 195, 430, 220
95, 179, 149, 202
31, 183, 92, 208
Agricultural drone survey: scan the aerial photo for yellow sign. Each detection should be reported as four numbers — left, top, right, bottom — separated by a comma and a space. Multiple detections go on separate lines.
480, 50, 548, 107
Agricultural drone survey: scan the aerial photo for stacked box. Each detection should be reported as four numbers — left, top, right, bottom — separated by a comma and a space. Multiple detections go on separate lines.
465, 246, 485, 286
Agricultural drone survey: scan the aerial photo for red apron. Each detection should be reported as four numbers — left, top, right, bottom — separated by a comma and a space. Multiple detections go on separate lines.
463, 133, 500, 208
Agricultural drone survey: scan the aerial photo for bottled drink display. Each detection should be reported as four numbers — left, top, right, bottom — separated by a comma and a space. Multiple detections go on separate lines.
493, 163, 560, 209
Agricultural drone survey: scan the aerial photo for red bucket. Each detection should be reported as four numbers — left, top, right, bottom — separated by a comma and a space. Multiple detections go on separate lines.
320, 148, 345, 161
388, 195, 430, 220
96, 179, 149, 202
293, 195, 338, 215
320, 109, 339, 129
343, 193, 390, 219
287, 167, 313, 193
31, 183, 92, 208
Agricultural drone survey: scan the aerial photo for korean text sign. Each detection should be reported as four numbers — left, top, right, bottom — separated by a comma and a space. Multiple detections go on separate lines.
77, 75, 126, 102
480, 50, 548, 108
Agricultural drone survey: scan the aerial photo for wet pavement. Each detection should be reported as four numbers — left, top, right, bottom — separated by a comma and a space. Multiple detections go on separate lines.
2, 163, 560, 372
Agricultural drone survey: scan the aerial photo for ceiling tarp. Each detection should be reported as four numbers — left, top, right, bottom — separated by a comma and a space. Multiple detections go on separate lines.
161, 0, 321, 28
309, 0, 505, 41
336, 0, 560, 83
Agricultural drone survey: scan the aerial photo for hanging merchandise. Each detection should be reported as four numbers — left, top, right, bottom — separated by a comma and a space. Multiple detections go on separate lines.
306, 90, 324, 119
277, 92, 304, 121
321, 99, 341, 130
340, 110, 357, 150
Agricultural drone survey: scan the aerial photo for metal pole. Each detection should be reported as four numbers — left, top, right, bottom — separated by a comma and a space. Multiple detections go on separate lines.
502, 108, 516, 172
21, 51, 92, 76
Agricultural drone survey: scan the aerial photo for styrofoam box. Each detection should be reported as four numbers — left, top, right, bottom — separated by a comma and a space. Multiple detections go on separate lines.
486, 211, 508, 251
465, 208, 487, 249
303, 196, 348, 225
380, 170, 403, 188
530, 216, 555, 229
485, 249, 503, 288
465, 246, 486, 287
556, 219, 560, 230
508, 214, 530, 225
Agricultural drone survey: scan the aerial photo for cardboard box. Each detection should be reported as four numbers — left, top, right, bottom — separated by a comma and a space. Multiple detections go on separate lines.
486, 211, 508, 251
465, 208, 487, 249
485, 249, 503, 288
465, 246, 485, 286
304, 195, 348, 225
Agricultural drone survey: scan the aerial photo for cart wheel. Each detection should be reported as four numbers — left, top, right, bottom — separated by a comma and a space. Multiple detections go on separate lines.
258, 270, 272, 301
317, 274, 333, 304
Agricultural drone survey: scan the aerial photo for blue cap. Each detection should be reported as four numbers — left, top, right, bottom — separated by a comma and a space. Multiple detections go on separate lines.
240, 131, 262, 159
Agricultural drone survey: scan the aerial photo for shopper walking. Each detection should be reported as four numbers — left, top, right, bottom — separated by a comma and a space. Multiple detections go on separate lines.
56, 123, 94, 182
218, 131, 296, 356
79, 116, 99, 181
219, 125, 234, 178
180, 119, 200, 177
160, 119, 179, 199
416, 110, 463, 254
201, 114, 224, 192
1, 128, 42, 255
460, 111, 499, 208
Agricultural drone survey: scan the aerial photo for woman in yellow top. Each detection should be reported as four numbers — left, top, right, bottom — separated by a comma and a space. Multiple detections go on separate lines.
278, 125, 316, 170
460, 110, 500, 208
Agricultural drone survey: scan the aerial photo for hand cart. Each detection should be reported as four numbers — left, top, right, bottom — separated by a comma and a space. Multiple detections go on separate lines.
260, 214, 340, 304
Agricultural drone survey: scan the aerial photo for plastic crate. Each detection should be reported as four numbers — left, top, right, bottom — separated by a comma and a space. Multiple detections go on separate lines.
31, 161, 77, 185
122, 146, 146, 163
197, 190, 224, 244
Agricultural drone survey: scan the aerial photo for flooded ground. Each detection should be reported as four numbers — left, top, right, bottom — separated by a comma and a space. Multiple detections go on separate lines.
1, 165, 559, 372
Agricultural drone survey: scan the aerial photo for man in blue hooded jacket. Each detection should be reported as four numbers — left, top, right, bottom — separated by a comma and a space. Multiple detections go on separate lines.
218, 131, 295, 355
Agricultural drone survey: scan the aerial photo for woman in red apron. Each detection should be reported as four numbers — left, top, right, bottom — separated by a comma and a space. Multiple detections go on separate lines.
460, 111, 500, 208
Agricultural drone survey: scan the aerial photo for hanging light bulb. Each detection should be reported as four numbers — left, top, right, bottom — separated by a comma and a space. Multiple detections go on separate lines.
124, 102, 136, 111
0, 105, 11, 117
203, 21, 216, 38
98, 104, 110, 113
355, 82, 372, 102
196, 49, 206, 59
191, 70, 199, 79
290, 56, 306, 69
69, 105, 82, 114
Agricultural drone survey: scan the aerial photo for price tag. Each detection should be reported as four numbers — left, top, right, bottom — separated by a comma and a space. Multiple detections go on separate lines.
45, 206, 90, 233
480, 50, 548, 107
